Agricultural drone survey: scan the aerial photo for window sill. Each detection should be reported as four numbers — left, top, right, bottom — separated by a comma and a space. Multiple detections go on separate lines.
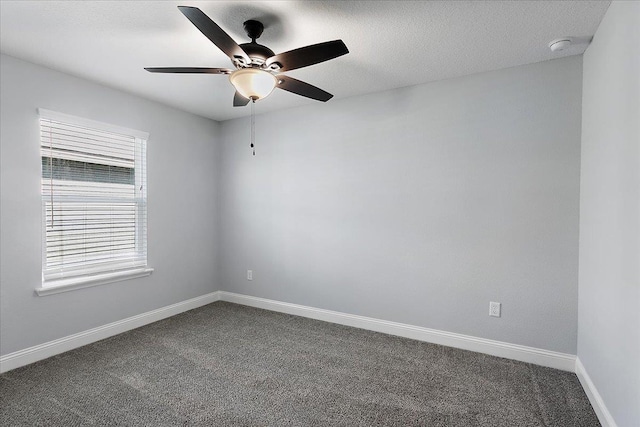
35, 267, 154, 296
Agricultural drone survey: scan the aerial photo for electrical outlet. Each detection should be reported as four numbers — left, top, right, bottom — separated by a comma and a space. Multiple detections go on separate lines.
489, 301, 501, 317
247, 270, 253, 281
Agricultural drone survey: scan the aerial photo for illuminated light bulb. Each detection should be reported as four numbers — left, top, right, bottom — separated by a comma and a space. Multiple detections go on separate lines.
229, 68, 277, 100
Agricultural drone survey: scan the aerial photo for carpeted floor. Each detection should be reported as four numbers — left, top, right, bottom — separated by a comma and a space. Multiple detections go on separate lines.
1, 301, 599, 426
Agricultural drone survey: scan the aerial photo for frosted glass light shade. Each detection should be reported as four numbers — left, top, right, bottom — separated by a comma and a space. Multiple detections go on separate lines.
229, 69, 277, 100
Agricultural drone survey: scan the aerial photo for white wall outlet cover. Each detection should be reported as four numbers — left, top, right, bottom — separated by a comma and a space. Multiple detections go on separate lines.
489, 302, 501, 317
247, 270, 253, 281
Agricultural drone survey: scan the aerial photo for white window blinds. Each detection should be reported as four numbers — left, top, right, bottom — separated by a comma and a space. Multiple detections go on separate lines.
39, 109, 149, 283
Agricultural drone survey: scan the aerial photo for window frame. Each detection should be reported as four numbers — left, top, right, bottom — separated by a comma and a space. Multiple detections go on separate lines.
36, 109, 152, 296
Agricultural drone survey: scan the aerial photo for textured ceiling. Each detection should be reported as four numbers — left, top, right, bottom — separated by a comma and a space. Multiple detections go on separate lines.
0, 1, 610, 121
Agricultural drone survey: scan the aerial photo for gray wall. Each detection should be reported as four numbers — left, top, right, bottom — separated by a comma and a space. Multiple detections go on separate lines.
218, 56, 583, 354
0, 54, 220, 355
578, 2, 640, 426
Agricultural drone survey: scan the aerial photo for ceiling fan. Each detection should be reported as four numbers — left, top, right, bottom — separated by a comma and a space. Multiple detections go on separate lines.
145, 6, 349, 107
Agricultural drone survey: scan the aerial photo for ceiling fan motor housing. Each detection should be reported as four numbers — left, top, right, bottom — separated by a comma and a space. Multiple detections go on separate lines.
239, 42, 275, 66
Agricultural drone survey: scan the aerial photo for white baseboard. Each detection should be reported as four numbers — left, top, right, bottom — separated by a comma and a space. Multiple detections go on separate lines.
2, 290, 614, 425
218, 291, 576, 372
575, 357, 618, 427
0, 291, 221, 374
1, 290, 577, 375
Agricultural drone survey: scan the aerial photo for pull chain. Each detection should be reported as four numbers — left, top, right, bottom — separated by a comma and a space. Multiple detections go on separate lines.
251, 99, 255, 156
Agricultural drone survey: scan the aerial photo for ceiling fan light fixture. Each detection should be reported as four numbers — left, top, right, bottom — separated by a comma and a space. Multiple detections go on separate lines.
145, 8, 348, 106
229, 68, 276, 101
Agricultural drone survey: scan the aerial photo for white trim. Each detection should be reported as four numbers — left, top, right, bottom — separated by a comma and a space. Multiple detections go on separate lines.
0, 291, 221, 373
36, 267, 154, 296
575, 357, 618, 427
37, 108, 150, 140
1, 290, 577, 375
218, 292, 576, 372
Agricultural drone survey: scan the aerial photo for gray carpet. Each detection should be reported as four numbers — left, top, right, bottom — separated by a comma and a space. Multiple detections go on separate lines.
1, 301, 599, 426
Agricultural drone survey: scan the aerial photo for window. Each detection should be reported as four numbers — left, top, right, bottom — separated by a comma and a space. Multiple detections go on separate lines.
37, 109, 152, 295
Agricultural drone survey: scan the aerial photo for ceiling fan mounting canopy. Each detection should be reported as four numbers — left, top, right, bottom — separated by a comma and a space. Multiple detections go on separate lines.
243, 19, 264, 41
144, 6, 349, 106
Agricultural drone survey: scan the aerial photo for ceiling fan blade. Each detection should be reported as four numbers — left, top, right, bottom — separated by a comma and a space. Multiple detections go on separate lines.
145, 67, 232, 74
276, 75, 333, 102
233, 91, 250, 107
177, 6, 250, 64
265, 40, 348, 72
